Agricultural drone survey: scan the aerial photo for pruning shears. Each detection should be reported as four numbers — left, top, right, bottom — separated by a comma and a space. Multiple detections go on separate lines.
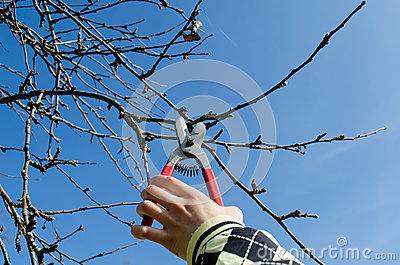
141, 117, 223, 226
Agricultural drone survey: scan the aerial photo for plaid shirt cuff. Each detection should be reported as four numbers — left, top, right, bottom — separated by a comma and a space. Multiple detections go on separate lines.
187, 216, 303, 265
186, 215, 244, 265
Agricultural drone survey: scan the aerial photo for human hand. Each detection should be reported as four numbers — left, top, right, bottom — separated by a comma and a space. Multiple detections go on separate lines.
131, 175, 243, 260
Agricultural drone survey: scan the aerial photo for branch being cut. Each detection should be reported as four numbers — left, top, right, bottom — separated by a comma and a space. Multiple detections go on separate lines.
209, 127, 387, 154
140, 127, 386, 156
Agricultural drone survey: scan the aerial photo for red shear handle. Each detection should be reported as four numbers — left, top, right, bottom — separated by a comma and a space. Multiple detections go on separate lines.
140, 165, 175, 227
202, 168, 224, 206
161, 165, 174, 176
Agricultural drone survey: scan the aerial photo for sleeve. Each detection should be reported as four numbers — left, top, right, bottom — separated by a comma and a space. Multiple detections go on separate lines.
186, 216, 303, 265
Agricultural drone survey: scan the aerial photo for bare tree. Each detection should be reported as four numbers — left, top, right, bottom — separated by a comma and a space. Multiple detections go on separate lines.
0, 1, 384, 264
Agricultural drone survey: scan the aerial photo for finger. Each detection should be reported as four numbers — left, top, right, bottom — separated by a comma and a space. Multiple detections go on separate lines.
150, 175, 196, 198
131, 225, 168, 246
141, 184, 183, 208
137, 200, 170, 225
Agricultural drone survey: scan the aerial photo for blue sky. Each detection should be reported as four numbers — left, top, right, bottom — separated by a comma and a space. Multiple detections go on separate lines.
1, 0, 399, 264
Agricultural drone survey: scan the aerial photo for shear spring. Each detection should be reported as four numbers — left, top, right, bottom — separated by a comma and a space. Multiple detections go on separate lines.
175, 162, 200, 177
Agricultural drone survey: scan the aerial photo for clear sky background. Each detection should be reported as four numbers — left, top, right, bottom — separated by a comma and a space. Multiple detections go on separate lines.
1, 0, 399, 265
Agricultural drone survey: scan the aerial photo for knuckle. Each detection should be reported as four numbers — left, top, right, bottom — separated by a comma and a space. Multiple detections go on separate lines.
141, 227, 149, 236
138, 227, 149, 238
154, 174, 163, 179
173, 203, 190, 217
149, 176, 161, 184
146, 184, 158, 194
174, 203, 185, 211
168, 176, 180, 182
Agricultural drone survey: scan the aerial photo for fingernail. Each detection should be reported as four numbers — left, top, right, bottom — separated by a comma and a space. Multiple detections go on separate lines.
131, 226, 146, 240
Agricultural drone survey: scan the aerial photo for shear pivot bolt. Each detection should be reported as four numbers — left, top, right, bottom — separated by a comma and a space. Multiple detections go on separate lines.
186, 137, 194, 146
